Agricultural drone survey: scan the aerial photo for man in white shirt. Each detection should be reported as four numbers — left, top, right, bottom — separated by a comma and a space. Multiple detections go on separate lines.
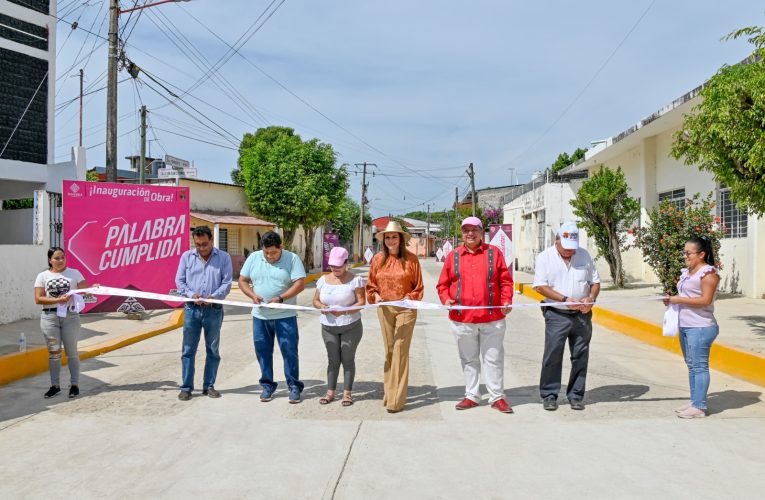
533, 222, 600, 411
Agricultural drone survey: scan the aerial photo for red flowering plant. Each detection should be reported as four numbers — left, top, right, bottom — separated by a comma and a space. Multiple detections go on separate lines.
632, 193, 723, 294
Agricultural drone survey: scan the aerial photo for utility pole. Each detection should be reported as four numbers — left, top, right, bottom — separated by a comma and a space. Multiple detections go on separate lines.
78, 69, 84, 147
426, 203, 430, 257
454, 186, 458, 247
467, 162, 476, 216
105, 0, 119, 182
354, 162, 377, 262
139, 105, 147, 185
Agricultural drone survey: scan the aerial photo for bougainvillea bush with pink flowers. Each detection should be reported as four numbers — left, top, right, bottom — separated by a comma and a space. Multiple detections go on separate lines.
632, 194, 724, 294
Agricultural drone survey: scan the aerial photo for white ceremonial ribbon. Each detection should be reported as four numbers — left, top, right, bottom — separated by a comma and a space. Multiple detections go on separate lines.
73, 287, 666, 313
58, 293, 86, 317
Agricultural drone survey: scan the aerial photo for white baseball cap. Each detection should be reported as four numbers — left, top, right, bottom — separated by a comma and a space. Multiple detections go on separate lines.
558, 222, 579, 250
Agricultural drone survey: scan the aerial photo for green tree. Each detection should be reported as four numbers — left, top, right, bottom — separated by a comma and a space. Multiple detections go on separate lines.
551, 147, 588, 173
570, 166, 640, 287
86, 170, 99, 182
237, 126, 349, 268
671, 25, 765, 214
1, 198, 33, 209
633, 195, 723, 294
329, 196, 371, 244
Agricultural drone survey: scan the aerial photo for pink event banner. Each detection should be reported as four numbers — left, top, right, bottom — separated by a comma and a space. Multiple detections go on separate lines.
63, 181, 190, 313
488, 224, 514, 276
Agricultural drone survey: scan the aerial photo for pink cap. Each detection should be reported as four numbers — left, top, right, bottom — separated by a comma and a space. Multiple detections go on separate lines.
461, 216, 483, 229
328, 247, 349, 267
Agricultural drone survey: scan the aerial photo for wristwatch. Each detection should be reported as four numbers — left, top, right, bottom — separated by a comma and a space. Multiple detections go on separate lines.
277, 295, 284, 303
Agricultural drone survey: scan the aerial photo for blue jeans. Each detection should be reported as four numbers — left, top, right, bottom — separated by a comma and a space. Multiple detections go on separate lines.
180, 304, 224, 392
678, 325, 719, 410
253, 316, 303, 393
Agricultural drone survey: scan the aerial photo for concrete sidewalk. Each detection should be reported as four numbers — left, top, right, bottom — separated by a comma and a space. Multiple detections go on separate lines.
0, 309, 180, 357
514, 270, 765, 357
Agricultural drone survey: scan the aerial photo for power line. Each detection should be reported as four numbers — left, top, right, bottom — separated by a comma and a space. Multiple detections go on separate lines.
502, 0, 657, 168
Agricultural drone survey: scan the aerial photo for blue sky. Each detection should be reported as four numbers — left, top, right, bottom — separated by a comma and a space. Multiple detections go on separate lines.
53, 0, 764, 217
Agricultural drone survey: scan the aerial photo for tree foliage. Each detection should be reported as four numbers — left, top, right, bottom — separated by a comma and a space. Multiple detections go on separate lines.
671, 25, 765, 214
1, 198, 33, 210
551, 147, 588, 173
329, 196, 371, 244
237, 126, 348, 268
570, 166, 640, 288
633, 195, 723, 294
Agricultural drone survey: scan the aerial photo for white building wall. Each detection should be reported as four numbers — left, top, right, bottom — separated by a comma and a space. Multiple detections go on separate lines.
502, 181, 582, 273
583, 127, 763, 296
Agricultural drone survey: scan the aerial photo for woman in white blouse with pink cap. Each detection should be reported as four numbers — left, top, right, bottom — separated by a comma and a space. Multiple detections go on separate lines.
313, 247, 366, 406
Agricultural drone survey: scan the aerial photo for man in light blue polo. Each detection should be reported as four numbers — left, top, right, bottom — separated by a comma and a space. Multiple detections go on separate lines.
238, 231, 306, 403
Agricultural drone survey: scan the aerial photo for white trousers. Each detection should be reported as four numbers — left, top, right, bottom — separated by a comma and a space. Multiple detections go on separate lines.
450, 318, 506, 403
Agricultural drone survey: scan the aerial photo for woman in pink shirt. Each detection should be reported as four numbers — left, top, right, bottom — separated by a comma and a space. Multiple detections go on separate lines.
664, 236, 720, 419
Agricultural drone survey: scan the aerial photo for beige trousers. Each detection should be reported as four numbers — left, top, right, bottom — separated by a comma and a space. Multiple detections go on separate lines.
377, 306, 417, 411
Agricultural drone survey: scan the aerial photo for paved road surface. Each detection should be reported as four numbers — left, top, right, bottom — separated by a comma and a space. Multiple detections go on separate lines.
1, 260, 763, 499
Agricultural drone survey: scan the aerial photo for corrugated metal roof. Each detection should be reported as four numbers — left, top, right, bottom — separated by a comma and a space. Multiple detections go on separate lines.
191, 211, 275, 227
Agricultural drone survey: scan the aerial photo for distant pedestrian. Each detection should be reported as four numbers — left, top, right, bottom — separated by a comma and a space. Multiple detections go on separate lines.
367, 220, 424, 413
313, 247, 365, 407
436, 216, 515, 413
533, 222, 600, 411
175, 226, 233, 401
34, 247, 88, 399
239, 231, 306, 403
663, 236, 720, 419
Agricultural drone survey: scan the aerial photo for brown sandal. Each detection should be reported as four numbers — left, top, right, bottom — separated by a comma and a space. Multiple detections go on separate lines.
341, 394, 354, 407
319, 392, 335, 405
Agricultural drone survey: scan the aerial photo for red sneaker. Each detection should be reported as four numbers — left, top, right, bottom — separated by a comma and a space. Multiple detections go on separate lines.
455, 398, 479, 410
491, 399, 514, 413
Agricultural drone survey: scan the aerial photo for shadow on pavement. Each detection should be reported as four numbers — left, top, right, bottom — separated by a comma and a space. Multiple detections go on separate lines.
707, 390, 762, 415
0, 373, 178, 427
732, 315, 765, 337
220, 380, 443, 411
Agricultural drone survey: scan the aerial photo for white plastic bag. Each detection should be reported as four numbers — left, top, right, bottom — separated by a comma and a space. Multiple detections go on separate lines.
662, 304, 679, 337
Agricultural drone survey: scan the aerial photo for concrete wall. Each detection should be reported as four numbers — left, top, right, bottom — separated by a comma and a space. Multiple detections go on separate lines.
0, 208, 33, 244
502, 182, 584, 273
0, 244, 48, 323
180, 180, 249, 213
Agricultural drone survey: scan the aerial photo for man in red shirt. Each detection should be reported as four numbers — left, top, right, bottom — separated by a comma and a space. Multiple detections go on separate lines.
436, 217, 514, 413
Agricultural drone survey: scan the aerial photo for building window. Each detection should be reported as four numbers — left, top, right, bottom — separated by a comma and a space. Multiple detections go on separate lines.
218, 228, 228, 252
227, 227, 240, 255
658, 188, 685, 210
718, 186, 747, 238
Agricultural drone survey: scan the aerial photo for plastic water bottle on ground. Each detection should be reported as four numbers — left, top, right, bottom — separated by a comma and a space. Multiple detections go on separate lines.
18, 333, 26, 352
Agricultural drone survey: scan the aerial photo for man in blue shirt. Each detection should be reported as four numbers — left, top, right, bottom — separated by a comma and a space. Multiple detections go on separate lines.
238, 231, 307, 403
175, 226, 233, 401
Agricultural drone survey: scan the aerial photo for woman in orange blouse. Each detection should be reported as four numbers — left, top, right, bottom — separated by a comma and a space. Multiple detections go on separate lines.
367, 220, 424, 413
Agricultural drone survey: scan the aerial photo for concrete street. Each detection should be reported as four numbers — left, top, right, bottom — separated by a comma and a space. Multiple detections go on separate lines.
1, 260, 763, 499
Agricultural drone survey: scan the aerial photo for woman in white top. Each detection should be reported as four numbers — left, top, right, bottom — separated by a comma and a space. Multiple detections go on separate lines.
34, 247, 88, 399
312, 247, 365, 406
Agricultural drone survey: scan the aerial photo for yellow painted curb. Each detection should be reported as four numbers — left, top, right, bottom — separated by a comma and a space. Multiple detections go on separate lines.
515, 283, 765, 388
0, 309, 185, 386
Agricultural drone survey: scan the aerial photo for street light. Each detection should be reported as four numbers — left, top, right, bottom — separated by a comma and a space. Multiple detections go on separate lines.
105, 0, 192, 183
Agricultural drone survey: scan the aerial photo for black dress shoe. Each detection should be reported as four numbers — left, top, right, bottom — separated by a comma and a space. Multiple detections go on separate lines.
570, 400, 586, 410
543, 396, 558, 411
